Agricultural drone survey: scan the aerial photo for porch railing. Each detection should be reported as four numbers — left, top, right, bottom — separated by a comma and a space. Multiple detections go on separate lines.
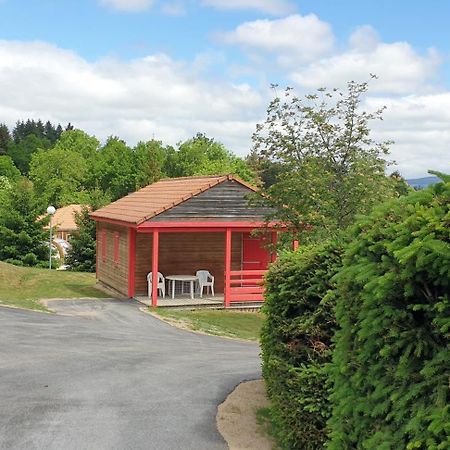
225, 269, 266, 306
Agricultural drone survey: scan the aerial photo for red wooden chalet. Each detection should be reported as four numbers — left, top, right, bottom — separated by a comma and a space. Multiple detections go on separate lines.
90, 175, 284, 308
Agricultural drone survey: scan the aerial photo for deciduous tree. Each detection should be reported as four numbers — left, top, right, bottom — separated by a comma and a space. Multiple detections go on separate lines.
90, 137, 135, 201
7, 134, 51, 174
29, 130, 99, 206
165, 133, 256, 182
252, 80, 395, 241
0, 155, 21, 180
134, 139, 166, 189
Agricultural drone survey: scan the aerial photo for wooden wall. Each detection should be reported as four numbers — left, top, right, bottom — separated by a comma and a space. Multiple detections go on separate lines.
134, 232, 242, 296
135, 231, 152, 295
97, 222, 129, 296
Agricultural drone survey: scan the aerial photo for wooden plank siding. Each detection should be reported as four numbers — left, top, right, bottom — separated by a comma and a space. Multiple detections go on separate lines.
134, 232, 242, 296
149, 180, 273, 222
97, 222, 129, 296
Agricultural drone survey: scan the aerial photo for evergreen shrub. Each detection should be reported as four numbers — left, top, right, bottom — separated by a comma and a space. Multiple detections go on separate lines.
261, 241, 343, 449
328, 175, 450, 449
66, 206, 96, 272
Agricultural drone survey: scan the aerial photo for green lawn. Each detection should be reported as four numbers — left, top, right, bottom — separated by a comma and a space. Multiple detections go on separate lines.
0, 261, 109, 311
154, 308, 264, 341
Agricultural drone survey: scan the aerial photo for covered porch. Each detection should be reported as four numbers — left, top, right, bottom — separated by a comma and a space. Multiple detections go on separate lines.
127, 221, 278, 308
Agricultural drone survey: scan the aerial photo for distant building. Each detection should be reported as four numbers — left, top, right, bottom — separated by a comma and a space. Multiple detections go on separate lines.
43, 204, 84, 241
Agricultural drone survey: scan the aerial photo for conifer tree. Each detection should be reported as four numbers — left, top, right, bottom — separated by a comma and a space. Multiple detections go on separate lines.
65, 191, 110, 272
0, 179, 48, 266
329, 172, 450, 449
0, 123, 11, 155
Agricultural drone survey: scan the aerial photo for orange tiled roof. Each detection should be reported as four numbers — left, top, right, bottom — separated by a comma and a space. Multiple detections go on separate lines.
90, 175, 257, 225
42, 204, 84, 231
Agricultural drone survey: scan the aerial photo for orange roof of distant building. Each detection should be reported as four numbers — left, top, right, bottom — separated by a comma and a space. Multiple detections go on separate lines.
90, 175, 257, 225
43, 204, 84, 230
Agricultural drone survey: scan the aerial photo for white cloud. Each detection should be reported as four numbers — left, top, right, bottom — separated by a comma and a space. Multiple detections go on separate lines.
99, 0, 155, 12
0, 40, 263, 155
160, 1, 186, 16
291, 26, 440, 94
366, 94, 450, 177
202, 0, 296, 15
0, 38, 448, 178
221, 14, 334, 65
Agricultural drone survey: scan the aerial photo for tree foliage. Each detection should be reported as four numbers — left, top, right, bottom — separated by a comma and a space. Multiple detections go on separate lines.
90, 137, 136, 201
1, 121, 258, 270
66, 191, 110, 272
0, 123, 11, 155
7, 134, 51, 175
0, 155, 21, 180
5, 119, 66, 174
134, 139, 166, 189
390, 170, 413, 196
329, 175, 450, 449
165, 133, 257, 182
252, 80, 395, 241
0, 178, 48, 266
12, 119, 64, 144
261, 241, 343, 449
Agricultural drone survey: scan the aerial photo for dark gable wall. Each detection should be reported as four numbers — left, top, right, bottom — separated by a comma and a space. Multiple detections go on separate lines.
149, 179, 273, 222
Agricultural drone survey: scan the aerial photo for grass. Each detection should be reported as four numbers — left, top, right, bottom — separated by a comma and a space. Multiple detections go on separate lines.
0, 261, 109, 311
153, 308, 264, 341
256, 407, 280, 448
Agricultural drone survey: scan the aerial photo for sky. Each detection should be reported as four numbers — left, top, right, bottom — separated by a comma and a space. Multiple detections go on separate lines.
1, 0, 449, 178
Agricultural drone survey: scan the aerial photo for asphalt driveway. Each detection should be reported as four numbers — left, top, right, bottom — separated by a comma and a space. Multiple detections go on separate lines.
0, 299, 261, 450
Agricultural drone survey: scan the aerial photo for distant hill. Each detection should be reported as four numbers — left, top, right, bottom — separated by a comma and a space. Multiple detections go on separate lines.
406, 176, 441, 189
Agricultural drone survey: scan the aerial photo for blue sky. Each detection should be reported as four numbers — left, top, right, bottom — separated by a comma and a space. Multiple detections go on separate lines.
1, 0, 449, 177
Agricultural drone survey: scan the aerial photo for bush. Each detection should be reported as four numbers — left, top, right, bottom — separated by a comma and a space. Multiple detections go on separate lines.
261, 241, 343, 449
22, 252, 38, 266
328, 176, 450, 449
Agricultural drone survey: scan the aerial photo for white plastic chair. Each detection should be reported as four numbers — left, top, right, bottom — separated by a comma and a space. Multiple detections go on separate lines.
196, 270, 215, 297
147, 272, 165, 299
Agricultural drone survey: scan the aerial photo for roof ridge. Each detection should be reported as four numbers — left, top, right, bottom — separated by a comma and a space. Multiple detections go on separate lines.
158, 174, 228, 181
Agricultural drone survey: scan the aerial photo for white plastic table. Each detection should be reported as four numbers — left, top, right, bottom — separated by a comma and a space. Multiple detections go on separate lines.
166, 275, 198, 299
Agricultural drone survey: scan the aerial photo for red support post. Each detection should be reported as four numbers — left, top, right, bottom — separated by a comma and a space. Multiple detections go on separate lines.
127, 228, 136, 298
151, 230, 159, 307
293, 240, 299, 251
224, 228, 232, 308
95, 222, 99, 278
271, 231, 278, 263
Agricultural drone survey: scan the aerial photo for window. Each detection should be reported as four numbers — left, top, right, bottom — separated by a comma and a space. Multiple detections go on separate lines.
101, 230, 107, 262
113, 232, 120, 265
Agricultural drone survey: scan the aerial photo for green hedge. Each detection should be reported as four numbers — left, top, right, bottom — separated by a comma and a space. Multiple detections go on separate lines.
261, 241, 343, 449
328, 177, 450, 449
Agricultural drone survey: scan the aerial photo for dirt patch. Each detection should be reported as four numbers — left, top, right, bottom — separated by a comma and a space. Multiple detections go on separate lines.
41, 298, 107, 317
143, 308, 255, 342
217, 379, 275, 450
144, 309, 194, 331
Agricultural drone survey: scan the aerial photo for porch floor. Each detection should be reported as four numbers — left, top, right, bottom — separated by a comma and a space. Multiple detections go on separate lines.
135, 294, 224, 308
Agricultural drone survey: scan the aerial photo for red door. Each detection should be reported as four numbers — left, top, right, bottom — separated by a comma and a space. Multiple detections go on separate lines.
242, 233, 270, 271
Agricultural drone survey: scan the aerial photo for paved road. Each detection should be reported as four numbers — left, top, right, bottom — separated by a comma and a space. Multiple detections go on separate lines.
0, 299, 261, 450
